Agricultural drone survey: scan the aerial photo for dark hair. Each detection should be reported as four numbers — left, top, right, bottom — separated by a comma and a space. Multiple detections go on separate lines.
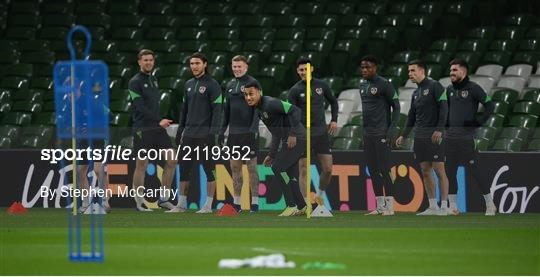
243, 80, 261, 91
232, 55, 248, 64
408, 59, 426, 70
296, 57, 312, 67
449, 58, 469, 71
190, 52, 210, 74
137, 49, 155, 60
360, 55, 379, 65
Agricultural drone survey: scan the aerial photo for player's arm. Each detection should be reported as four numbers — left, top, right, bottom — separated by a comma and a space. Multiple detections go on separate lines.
384, 82, 401, 140
220, 91, 230, 136
248, 80, 262, 134
175, 84, 189, 145
434, 83, 449, 131
128, 79, 161, 123
472, 84, 494, 126
322, 82, 338, 135
401, 93, 416, 139
208, 80, 224, 137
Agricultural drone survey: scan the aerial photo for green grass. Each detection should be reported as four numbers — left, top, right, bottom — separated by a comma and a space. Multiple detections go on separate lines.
1, 209, 539, 275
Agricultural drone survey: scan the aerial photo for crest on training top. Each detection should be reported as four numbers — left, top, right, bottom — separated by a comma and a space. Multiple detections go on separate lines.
370, 87, 378, 95
199, 86, 206, 94
461, 90, 468, 98
240, 85, 245, 92
423, 89, 429, 96
315, 88, 323, 95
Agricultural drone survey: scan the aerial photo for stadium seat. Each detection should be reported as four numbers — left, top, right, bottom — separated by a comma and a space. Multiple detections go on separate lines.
178, 41, 209, 53
112, 28, 142, 40
32, 112, 56, 125
75, 14, 110, 29
272, 40, 302, 53
366, 27, 399, 62
512, 51, 539, 66
42, 14, 75, 28
338, 27, 371, 40
19, 134, 52, 148
159, 92, 171, 118
235, 3, 263, 15
429, 39, 458, 52
469, 75, 496, 93
489, 39, 517, 52
521, 89, 540, 103
326, 2, 355, 15
174, 3, 203, 14
108, 2, 138, 15
513, 101, 540, 116
508, 114, 538, 129
475, 126, 498, 142
295, 3, 324, 15
322, 77, 344, 95
274, 28, 304, 41
0, 137, 11, 149
490, 138, 522, 152
241, 28, 274, 40
416, 1, 445, 14
380, 14, 410, 31
240, 15, 272, 28
264, 2, 293, 15
473, 138, 489, 151
211, 40, 241, 53
423, 52, 452, 65
483, 114, 505, 127
142, 2, 172, 15
526, 138, 540, 151
491, 89, 519, 104
204, 3, 232, 14
339, 15, 375, 28
268, 52, 295, 65
208, 15, 240, 28
11, 89, 42, 103
466, 26, 496, 40
243, 40, 272, 58
1, 112, 31, 126
496, 26, 526, 40
119, 136, 133, 149
504, 14, 534, 27
426, 64, 443, 80
177, 28, 208, 40
492, 76, 527, 95
458, 39, 489, 52
110, 112, 130, 127
475, 64, 503, 80
332, 137, 362, 150
5, 27, 36, 40
21, 51, 55, 65
517, 38, 539, 52
504, 64, 533, 79
111, 15, 148, 28
209, 28, 240, 40
481, 51, 512, 68
145, 28, 175, 41
454, 52, 482, 71
8, 15, 41, 28
392, 51, 420, 64
306, 15, 337, 28
499, 126, 529, 143
338, 125, 363, 138
0, 125, 21, 141
274, 15, 304, 28
0, 77, 29, 90
159, 77, 182, 90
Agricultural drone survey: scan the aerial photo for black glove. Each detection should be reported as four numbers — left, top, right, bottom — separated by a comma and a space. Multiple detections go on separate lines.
217, 134, 225, 147
175, 128, 184, 146
464, 120, 481, 127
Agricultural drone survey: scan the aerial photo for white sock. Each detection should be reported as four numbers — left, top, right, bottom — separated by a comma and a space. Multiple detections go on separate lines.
448, 194, 457, 207
441, 200, 448, 209
376, 196, 385, 210
483, 193, 493, 205
385, 196, 394, 211
178, 195, 187, 209
429, 198, 438, 209
204, 197, 213, 209
251, 196, 258, 205
233, 196, 240, 205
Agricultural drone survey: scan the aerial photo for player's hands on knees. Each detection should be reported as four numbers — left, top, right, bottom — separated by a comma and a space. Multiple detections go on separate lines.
263, 156, 273, 166
327, 121, 337, 136
160, 119, 173, 128
431, 131, 442, 145
287, 135, 297, 149
395, 136, 404, 148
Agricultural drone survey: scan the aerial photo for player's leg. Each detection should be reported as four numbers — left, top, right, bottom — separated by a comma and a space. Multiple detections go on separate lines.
372, 135, 394, 215
77, 164, 90, 212
464, 139, 497, 216
167, 139, 193, 213
197, 138, 217, 213
417, 161, 438, 215
154, 129, 177, 210
133, 157, 151, 211
298, 157, 308, 201
230, 159, 243, 211
315, 153, 332, 206
286, 159, 306, 215
432, 161, 449, 215
246, 158, 259, 212
364, 136, 385, 215
272, 141, 305, 216
444, 138, 460, 215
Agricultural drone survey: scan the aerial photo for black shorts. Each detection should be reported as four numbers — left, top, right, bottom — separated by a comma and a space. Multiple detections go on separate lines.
413, 137, 445, 163
178, 136, 216, 182
227, 133, 258, 159
310, 134, 331, 155
272, 139, 306, 173
77, 139, 105, 165
133, 128, 173, 153
445, 137, 478, 165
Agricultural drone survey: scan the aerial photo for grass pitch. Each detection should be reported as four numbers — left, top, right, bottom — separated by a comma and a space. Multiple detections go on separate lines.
1, 209, 539, 275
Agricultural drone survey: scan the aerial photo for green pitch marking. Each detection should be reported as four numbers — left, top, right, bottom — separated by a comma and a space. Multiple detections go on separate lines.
1, 209, 538, 275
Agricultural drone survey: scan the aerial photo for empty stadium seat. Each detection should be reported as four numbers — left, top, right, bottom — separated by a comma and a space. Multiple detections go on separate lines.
491, 138, 522, 152
503, 64, 533, 78
475, 65, 503, 80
